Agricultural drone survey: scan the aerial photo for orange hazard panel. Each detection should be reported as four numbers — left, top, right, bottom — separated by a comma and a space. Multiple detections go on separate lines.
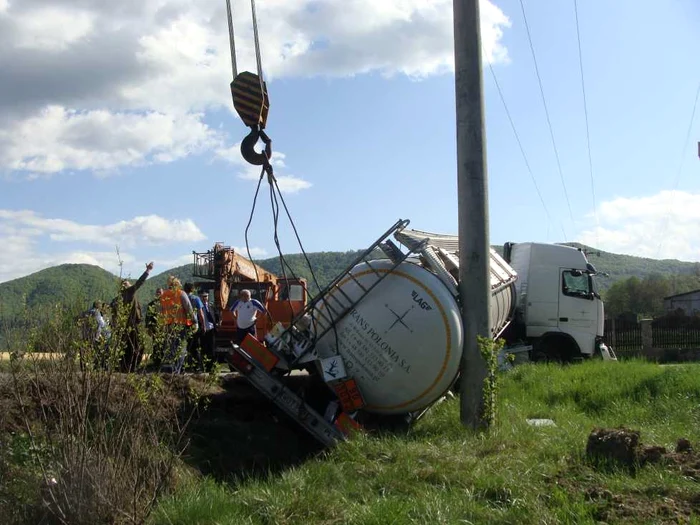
334, 412, 362, 436
332, 378, 365, 412
240, 334, 278, 372
231, 71, 269, 128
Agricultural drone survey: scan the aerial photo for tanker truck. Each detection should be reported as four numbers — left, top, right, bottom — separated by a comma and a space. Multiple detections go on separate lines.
225, 219, 615, 446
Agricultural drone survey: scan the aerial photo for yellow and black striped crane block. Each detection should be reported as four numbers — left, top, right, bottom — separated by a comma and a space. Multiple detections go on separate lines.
230, 71, 269, 129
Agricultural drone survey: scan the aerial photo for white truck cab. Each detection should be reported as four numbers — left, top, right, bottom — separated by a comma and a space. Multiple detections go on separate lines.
503, 242, 613, 361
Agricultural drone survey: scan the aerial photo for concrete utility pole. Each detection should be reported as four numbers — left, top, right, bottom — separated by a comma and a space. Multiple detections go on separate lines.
453, 0, 492, 429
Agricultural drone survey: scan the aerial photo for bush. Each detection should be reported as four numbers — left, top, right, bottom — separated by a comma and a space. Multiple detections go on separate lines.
1, 298, 209, 524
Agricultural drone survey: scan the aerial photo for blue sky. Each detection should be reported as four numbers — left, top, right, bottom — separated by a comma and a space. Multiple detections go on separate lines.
0, 0, 698, 283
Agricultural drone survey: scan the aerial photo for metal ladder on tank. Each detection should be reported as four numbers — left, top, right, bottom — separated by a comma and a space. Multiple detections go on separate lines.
284, 219, 428, 365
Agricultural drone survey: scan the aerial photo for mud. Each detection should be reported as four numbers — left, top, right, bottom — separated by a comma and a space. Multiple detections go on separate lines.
586, 427, 700, 475
576, 428, 700, 523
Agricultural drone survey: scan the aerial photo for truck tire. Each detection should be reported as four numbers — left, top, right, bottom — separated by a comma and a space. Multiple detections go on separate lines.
532, 335, 581, 364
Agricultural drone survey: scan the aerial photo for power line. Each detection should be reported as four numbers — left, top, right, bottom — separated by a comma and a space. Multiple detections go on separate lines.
654, 81, 700, 259
488, 61, 568, 242
518, 0, 576, 231
573, 0, 599, 249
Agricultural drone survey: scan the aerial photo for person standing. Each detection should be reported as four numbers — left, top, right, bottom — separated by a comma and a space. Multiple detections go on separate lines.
80, 301, 111, 370
184, 282, 206, 371
111, 261, 153, 372
199, 290, 218, 371
159, 276, 194, 374
90, 300, 111, 342
230, 289, 267, 343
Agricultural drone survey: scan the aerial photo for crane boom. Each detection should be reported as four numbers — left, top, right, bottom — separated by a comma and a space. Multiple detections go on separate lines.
228, 250, 278, 284
193, 243, 277, 309
192, 242, 308, 362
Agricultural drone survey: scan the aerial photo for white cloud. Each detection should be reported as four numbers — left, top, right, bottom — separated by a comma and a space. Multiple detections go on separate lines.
578, 190, 700, 261
217, 144, 312, 193
261, 0, 511, 79
0, 106, 218, 174
56, 250, 137, 278
12, 7, 95, 51
274, 176, 313, 193
0, 210, 209, 282
155, 253, 195, 270
0, 0, 511, 175
232, 246, 268, 259
0, 210, 206, 246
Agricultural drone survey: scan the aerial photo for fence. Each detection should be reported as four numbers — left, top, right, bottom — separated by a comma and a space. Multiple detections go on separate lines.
605, 315, 700, 361
651, 316, 700, 349
604, 318, 642, 356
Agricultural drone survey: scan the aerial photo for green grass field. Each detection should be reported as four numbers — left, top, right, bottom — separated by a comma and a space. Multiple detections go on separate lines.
149, 360, 700, 525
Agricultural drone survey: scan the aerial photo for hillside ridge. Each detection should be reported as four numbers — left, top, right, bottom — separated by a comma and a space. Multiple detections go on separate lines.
1, 245, 699, 318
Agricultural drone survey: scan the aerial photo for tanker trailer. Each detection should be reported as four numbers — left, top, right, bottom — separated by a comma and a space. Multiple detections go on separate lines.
225, 219, 518, 446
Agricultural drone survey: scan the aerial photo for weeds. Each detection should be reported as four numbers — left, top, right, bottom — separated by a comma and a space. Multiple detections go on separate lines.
1, 291, 212, 525
152, 361, 700, 525
477, 335, 506, 427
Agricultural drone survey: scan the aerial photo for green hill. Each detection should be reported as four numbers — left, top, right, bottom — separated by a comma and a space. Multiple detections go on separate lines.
0, 264, 120, 319
562, 243, 700, 287
1, 244, 699, 329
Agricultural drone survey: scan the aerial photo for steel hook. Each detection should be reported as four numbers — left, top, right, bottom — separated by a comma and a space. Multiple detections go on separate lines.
240, 126, 272, 166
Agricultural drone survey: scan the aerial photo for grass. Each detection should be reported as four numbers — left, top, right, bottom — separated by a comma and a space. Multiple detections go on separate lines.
150, 360, 700, 524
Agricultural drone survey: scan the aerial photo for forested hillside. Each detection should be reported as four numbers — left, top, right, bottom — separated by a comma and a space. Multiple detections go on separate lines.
0, 264, 120, 319
2, 244, 700, 330
563, 243, 700, 287
603, 273, 700, 317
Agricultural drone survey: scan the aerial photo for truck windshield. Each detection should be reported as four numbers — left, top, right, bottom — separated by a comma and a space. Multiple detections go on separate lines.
562, 270, 591, 299
227, 283, 270, 308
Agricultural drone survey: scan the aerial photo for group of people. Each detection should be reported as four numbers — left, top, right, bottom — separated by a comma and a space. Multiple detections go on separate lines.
147, 276, 220, 373
82, 260, 269, 374
82, 261, 155, 372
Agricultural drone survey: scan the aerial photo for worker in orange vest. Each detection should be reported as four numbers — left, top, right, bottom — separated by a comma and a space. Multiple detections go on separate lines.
159, 276, 195, 373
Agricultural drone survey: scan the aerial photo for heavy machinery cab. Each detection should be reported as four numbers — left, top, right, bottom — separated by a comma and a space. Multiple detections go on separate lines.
192, 244, 308, 345
224, 279, 307, 337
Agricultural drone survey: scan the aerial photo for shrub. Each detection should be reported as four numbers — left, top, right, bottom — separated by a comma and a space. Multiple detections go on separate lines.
2, 296, 208, 524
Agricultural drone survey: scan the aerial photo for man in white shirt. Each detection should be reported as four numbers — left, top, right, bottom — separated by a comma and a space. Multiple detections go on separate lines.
229, 289, 267, 343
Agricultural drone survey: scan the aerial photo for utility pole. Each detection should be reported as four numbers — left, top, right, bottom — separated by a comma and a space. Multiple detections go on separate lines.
454, 0, 492, 429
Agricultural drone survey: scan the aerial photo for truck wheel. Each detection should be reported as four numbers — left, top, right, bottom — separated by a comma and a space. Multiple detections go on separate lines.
530, 348, 548, 362
533, 337, 580, 364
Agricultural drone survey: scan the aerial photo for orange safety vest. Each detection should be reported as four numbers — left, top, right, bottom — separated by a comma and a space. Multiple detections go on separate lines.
160, 288, 193, 326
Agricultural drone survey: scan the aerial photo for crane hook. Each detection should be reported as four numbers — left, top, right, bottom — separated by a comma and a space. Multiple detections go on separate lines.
240, 125, 272, 167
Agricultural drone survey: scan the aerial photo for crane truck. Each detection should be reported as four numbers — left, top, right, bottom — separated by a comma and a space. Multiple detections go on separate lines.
192, 242, 307, 362
224, 219, 615, 447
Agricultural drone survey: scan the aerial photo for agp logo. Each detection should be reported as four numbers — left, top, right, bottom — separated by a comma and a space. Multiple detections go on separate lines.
411, 290, 433, 311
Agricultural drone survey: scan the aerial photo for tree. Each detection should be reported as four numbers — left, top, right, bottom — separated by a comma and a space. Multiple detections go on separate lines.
603, 280, 630, 317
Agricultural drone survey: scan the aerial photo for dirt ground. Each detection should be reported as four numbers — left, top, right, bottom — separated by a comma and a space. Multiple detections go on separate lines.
547, 428, 700, 524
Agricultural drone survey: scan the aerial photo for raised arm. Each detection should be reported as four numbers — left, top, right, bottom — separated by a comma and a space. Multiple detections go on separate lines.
125, 261, 154, 298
